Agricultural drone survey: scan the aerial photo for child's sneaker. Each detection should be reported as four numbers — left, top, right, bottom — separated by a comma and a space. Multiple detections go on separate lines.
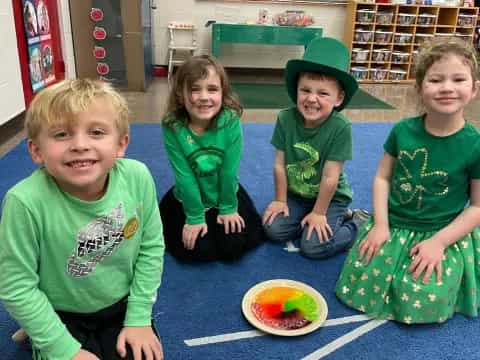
345, 208, 371, 228
12, 328, 31, 350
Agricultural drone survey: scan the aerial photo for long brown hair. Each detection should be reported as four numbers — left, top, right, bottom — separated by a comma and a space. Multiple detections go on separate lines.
162, 54, 242, 129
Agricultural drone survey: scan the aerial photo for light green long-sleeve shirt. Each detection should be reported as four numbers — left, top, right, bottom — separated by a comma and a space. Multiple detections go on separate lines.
0, 158, 165, 359
162, 108, 242, 224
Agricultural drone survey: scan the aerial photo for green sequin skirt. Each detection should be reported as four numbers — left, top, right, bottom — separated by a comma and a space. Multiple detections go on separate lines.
335, 220, 480, 324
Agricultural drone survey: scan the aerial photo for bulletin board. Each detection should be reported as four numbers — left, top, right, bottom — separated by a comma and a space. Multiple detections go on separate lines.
22, 0, 55, 93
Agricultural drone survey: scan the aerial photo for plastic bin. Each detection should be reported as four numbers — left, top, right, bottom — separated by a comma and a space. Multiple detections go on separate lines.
354, 29, 374, 43
375, 12, 394, 25
457, 14, 476, 27
351, 67, 369, 81
352, 48, 370, 62
389, 69, 407, 81
394, 32, 413, 44
397, 13, 416, 25
370, 68, 389, 81
371, 48, 391, 62
356, 9, 376, 23
391, 51, 410, 63
417, 14, 436, 26
374, 30, 393, 43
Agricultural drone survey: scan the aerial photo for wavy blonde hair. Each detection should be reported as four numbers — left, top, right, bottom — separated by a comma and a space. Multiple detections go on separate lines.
25, 79, 130, 140
414, 37, 478, 90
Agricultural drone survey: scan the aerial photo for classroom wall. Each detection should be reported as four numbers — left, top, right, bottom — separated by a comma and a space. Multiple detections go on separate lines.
152, 0, 346, 68
0, 1, 25, 126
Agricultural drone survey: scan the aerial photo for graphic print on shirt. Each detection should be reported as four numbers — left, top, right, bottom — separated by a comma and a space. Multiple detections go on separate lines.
286, 142, 320, 197
393, 148, 448, 209
188, 147, 224, 178
67, 203, 139, 277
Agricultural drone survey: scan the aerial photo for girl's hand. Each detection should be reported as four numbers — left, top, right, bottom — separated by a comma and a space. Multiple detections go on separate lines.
358, 224, 390, 265
217, 213, 245, 234
182, 223, 208, 250
301, 212, 332, 243
262, 201, 289, 225
408, 238, 445, 285
117, 326, 163, 360
72, 349, 100, 360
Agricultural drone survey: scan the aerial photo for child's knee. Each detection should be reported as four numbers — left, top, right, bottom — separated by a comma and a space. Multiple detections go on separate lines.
263, 218, 288, 243
300, 238, 335, 259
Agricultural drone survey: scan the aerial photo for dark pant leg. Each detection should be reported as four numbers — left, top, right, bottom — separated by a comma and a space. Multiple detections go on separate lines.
159, 187, 217, 262
300, 200, 356, 259
214, 184, 264, 261
237, 184, 264, 250
57, 298, 158, 360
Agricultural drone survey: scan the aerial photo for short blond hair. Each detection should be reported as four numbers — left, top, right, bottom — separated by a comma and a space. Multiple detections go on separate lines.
25, 79, 130, 140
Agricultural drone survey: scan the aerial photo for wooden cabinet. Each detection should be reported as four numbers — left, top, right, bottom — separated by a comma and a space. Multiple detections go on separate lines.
344, 1, 478, 83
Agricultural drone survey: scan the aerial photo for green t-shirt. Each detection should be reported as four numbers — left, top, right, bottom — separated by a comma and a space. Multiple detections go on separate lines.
384, 116, 480, 231
0, 158, 165, 359
271, 107, 353, 203
162, 108, 241, 224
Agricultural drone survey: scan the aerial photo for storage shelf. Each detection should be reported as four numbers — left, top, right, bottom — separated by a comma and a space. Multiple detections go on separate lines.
344, 1, 479, 83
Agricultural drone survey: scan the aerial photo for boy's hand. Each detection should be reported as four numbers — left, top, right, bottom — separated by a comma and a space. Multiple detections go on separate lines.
301, 212, 332, 242
71, 349, 99, 360
358, 224, 390, 265
217, 213, 245, 234
182, 223, 208, 250
117, 326, 163, 360
262, 201, 289, 225
408, 238, 445, 285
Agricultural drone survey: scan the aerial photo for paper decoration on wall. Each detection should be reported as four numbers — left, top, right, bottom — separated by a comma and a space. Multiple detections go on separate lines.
93, 26, 107, 40
90, 8, 104, 22
37, 0, 50, 34
22, 0, 55, 92
41, 41, 55, 84
97, 62, 110, 75
93, 46, 106, 59
28, 44, 43, 92
23, 0, 39, 40
90, 1, 127, 87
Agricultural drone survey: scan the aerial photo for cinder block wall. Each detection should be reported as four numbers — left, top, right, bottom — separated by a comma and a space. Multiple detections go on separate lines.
152, 0, 346, 68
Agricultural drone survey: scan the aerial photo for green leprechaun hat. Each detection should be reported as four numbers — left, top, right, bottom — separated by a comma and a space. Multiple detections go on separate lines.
285, 37, 358, 111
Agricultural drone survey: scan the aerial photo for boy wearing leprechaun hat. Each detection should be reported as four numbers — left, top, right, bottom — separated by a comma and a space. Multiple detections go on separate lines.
262, 37, 369, 259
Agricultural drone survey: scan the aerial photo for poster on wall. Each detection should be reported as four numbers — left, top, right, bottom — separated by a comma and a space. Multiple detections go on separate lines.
41, 41, 55, 85
22, 0, 55, 92
28, 44, 44, 92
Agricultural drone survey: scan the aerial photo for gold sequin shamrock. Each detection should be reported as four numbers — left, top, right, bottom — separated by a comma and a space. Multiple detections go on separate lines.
393, 148, 448, 208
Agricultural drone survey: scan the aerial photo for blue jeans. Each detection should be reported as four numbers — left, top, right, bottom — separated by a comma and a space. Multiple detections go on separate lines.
263, 193, 358, 259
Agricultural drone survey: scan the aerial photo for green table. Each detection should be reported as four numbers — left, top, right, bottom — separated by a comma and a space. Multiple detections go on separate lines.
211, 23, 323, 58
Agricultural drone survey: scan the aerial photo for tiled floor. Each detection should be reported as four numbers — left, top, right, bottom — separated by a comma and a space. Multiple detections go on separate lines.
2, 74, 480, 158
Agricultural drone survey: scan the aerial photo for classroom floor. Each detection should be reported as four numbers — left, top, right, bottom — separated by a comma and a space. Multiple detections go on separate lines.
1, 72, 480, 158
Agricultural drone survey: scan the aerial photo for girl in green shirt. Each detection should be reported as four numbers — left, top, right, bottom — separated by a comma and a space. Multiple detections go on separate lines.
336, 38, 480, 324
160, 55, 263, 262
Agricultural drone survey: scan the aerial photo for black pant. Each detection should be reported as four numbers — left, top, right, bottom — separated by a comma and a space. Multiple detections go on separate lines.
55, 297, 158, 360
159, 184, 264, 262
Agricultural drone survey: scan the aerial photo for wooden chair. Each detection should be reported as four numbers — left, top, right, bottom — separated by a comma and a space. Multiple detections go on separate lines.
167, 22, 197, 83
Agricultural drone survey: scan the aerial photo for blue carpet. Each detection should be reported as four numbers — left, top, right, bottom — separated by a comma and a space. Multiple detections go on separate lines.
1, 123, 479, 360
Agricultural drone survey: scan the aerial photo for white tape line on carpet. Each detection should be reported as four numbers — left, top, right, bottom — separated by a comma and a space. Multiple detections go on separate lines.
283, 241, 300, 252
301, 319, 388, 360
184, 314, 373, 346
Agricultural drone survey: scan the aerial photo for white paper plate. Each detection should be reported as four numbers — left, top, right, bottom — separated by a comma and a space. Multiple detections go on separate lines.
242, 279, 328, 336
